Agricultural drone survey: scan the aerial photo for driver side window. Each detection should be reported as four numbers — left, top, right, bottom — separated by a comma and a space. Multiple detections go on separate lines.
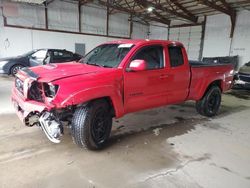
131, 45, 164, 70
31, 50, 47, 64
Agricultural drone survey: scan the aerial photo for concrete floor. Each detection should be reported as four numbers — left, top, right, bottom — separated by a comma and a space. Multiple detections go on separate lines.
0, 76, 250, 188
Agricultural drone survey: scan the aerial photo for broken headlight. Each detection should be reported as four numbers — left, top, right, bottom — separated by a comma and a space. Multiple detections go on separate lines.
44, 83, 59, 98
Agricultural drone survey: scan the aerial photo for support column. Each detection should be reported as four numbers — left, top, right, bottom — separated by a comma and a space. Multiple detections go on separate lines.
199, 16, 207, 61
78, 1, 82, 32
129, 13, 133, 38
106, 0, 110, 36
45, 2, 48, 29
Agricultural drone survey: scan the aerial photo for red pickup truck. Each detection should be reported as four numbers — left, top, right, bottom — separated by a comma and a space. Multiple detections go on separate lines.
12, 40, 234, 150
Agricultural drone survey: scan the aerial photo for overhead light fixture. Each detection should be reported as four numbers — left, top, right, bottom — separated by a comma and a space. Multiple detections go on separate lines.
147, 7, 154, 12
11, 0, 46, 4
196, 0, 203, 6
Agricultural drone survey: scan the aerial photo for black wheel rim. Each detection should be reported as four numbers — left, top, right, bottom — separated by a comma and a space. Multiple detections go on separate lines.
91, 108, 108, 144
12, 66, 23, 75
207, 91, 220, 113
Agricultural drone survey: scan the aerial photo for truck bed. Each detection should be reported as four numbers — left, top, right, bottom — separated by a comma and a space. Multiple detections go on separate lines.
189, 60, 233, 67
188, 61, 234, 101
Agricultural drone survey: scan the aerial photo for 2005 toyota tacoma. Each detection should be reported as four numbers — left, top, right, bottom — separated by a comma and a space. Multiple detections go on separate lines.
11, 40, 234, 150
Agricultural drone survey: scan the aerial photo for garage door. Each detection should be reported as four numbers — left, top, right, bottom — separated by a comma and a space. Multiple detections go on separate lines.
169, 26, 202, 60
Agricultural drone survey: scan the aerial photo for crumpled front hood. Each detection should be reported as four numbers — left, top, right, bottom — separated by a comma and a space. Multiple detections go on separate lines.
20, 62, 105, 82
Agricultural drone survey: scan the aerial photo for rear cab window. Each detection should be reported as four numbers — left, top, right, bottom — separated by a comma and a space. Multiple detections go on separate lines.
168, 46, 184, 67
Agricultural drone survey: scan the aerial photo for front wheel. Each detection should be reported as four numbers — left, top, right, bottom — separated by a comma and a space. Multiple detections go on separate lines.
196, 86, 221, 117
71, 100, 112, 150
10, 65, 24, 76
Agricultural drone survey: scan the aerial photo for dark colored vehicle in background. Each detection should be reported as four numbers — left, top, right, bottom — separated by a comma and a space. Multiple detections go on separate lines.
0, 49, 82, 76
234, 62, 250, 89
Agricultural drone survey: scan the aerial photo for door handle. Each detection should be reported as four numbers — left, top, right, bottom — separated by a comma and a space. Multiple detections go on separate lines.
159, 74, 169, 79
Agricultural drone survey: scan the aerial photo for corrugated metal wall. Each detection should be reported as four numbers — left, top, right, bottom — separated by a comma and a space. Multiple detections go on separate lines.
169, 26, 202, 60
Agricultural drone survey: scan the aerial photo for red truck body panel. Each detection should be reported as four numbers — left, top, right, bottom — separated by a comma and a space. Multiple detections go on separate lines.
188, 65, 233, 101
11, 39, 234, 123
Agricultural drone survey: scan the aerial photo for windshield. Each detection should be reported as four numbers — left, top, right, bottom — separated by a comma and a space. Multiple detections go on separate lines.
21, 50, 38, 57
80, 43, 134, 68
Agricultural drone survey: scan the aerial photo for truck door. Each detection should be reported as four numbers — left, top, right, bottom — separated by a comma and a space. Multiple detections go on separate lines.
124, 45, 169, 113
165, 45, 190, 103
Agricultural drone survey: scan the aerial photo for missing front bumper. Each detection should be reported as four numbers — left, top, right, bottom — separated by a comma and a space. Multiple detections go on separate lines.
39, 111, 63, 144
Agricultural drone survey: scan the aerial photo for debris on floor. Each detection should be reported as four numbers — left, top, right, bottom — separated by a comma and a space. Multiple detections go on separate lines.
153, 128, 162, 136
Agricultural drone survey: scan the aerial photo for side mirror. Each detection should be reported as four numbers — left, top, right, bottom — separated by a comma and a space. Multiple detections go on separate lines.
127, 59, 147, 72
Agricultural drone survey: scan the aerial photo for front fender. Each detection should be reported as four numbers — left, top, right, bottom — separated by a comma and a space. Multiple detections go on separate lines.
58, 85, 124, 118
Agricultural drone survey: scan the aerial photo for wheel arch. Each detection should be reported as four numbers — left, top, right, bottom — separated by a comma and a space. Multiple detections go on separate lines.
201, 79, 223, 99
59, 88, 124, 118
195, 80, 222, 117
9, 63, 26, 75
87, 96, 116, 117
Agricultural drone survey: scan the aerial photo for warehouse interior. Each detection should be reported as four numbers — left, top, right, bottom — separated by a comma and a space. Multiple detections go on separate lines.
1, 0, 250, 66
0, 0, 250, 188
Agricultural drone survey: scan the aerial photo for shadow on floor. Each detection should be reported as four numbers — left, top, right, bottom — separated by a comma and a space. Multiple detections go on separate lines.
225, 89, 250, 100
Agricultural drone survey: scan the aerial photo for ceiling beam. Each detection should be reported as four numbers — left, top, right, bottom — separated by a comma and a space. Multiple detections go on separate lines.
170, 22, 203, 28
134, 0, 198, 23
79, 0, 93, 5
44, 0, 55, 5
152, 10, 171, 25
98, 0, 170, 25
220, 0, 234, 11
198, 0, 231, 15
169, 0, 198, 21
134, 0, 171, 25
199, 0, 236, 38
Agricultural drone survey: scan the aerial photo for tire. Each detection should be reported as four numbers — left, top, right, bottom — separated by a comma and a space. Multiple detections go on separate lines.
10, 64, 24, 76
71, 100, 112, 150
195, 86, 221, 117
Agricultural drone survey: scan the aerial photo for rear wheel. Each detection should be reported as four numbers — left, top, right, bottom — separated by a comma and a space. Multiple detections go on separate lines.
10, 65, 24, 76
196, 86, 221, 117
71, 100, 112, 150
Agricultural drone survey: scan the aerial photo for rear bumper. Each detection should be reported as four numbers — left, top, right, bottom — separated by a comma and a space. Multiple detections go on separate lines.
11, 88, 54, 125
234, 80, 250, 89
0, 65, 9, 74
0, 68, 6, 74
233, 73, 250, 89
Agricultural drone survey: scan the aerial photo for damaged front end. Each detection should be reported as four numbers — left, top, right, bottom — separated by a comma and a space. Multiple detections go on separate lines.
12, 69, 71, 143
25, 110, 63, 143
